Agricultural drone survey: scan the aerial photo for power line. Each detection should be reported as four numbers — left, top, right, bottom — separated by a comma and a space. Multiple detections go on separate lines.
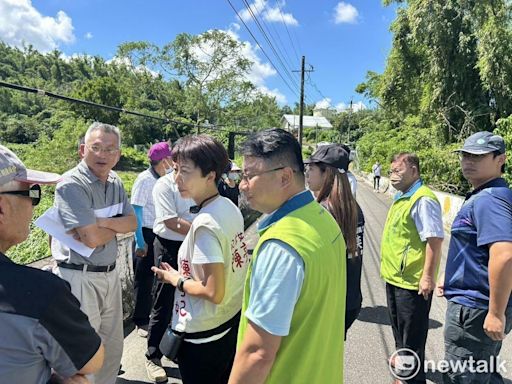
251, 0, 296, 74
240, 0, 298, 91
0, 80, 250, 134
224, 0, 300, 99
275, 0, 301, 64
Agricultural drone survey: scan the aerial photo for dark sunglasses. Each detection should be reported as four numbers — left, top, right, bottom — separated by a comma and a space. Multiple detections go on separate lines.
0, 184, 41, 206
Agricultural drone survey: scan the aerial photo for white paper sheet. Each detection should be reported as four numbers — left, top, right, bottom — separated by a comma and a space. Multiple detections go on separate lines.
35, 207, 95, 258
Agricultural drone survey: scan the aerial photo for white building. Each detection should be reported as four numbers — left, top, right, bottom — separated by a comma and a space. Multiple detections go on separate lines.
281, 114, 333, 132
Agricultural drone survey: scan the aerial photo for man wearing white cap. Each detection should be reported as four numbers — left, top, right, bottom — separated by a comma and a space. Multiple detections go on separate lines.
52, 122, 137, 384
0, 145, 104, 383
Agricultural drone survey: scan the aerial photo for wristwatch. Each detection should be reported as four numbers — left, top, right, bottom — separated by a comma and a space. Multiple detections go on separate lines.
177, 276, 192, 292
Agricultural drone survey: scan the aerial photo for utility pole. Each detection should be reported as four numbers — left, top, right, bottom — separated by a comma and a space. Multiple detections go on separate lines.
293, 56, 313, 147
347, 99, 353, 144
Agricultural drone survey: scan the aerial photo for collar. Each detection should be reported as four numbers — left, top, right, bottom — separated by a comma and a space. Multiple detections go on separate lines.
394, 179, 423, 201
258, 190, 314, 233
0, 252, 13, 264
78, 160, 115, 184
465, 177, 507, 200
148, 166, 161, 180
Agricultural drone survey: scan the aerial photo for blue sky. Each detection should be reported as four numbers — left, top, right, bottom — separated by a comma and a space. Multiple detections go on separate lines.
2, 0, 397, 109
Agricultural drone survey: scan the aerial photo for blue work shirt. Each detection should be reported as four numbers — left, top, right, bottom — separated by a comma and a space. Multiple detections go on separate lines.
444, 177, 512, 309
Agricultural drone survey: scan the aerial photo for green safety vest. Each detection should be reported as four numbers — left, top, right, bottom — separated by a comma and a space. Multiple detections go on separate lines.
238, 200, 346, 384
380, 184, 439, 290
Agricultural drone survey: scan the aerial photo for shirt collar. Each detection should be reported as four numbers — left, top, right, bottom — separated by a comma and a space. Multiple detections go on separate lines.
394, 179, 423, 201
258, 190, 314, 233
78, 160, 115, 184
465, 177, 507, 200
0, 252, 13, 264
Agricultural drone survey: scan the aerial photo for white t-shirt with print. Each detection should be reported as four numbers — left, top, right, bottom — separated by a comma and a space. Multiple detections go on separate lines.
172, 196, 249, 335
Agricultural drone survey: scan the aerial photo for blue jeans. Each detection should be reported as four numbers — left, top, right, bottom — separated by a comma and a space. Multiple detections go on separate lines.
443, 301, 512, 384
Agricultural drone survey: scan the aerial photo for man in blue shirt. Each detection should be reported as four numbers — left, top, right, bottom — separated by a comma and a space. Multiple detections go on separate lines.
441, 131, 512, 383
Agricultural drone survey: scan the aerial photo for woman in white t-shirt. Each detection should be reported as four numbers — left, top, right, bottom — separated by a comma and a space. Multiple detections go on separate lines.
152, 135, 249, 384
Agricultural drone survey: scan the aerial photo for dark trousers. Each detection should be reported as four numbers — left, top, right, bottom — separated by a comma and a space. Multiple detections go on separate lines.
177, 321, 238, 384
374, 175, 381, 190
146, 236, 182, 361
443, 301, 512, 384
132, 227, 156, 327
386, 283, 432, 384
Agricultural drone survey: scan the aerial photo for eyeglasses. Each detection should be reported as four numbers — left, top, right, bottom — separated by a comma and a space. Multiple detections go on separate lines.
87, 145, 119, 155
0, 184, 41, 206
240, 166, 286, 183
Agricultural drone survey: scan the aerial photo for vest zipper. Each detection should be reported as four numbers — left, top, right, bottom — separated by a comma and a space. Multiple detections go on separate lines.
400, 245, 410, 275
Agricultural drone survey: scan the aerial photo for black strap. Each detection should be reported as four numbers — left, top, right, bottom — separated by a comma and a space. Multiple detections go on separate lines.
181, 311, 241, 340
57, 261, 116, 273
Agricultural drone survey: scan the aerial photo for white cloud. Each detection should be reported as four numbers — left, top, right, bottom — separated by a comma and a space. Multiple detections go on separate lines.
333, 2, 359, 24
239, 0, 298, 26
107, 56, 160, 78
84, 32, 93, 40
315, 98, 332, 109
223, 27, 287, 104
335, 101, 366, 112
0, 0, 75, 52
263, 6, 298, 26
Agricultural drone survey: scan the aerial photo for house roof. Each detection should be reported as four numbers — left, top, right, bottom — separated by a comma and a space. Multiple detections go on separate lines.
281, 114, 333, 129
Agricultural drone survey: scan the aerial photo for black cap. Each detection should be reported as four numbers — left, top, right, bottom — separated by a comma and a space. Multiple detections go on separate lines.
455, 131, 505, 155
304, 144, 349, 171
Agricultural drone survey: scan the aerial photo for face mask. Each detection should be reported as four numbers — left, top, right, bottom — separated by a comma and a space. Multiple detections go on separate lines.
228, 172, 240, 181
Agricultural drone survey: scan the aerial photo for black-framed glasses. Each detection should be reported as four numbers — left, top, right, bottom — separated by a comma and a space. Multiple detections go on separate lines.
240, 166, 286, 183
0, 184, 41, 206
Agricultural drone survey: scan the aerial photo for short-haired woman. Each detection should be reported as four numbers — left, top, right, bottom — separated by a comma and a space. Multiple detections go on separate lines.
152, 135, 250, 384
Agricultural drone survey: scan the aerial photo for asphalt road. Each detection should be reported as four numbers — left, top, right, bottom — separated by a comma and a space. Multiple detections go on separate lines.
116, 179, 512, 383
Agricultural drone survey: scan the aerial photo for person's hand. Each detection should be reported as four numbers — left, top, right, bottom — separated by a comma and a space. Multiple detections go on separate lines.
135, 244, 147, 257
66, 229, 81, 242
483, 312, 506, 341
435, 281, 444, 297
96, 217, 109, 228
418, 275, 435, 300
151, 262, 180, 286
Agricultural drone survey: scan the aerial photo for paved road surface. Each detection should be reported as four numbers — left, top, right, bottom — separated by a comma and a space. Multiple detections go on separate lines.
117, 179, 512, 383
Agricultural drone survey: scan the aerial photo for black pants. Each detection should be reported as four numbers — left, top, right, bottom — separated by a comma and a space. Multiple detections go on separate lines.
374, 175, 381, 190
146, 236, 182, 361
345, 306, 361, 340
178, 322, 238, 384
132, 227, 156, 327
386, 283, 432, 384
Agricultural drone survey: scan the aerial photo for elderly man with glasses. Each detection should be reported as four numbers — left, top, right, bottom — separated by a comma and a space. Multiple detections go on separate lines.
0, 145, 105, 384
51, 122, 137, 384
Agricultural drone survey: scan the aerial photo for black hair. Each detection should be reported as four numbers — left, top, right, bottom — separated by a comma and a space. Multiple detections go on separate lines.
241, 128, 305, 175
171, 135, 229, 183
492, 150, 506, 173
391, 152, 421, 175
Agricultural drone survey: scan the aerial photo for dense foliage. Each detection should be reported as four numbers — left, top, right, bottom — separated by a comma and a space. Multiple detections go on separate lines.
355, 0, 512, 194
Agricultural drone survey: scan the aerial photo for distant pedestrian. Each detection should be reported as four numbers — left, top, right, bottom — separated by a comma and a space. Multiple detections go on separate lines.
381, 153, 444, 384
152, 135, 249, 384
372, 161, 381, 192
440, 131, 512, 383
130, 142, 173, 337
306, 144, 365, 337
